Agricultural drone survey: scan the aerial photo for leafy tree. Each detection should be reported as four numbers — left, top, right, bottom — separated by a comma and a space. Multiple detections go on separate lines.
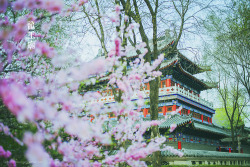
217, 78, 248, 152
202, 0, 250, 152
203, 0, 250, 98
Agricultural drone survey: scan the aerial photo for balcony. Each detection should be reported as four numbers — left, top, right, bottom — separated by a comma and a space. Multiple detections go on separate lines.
91, 86, 213, 109
158, 86, 213, 108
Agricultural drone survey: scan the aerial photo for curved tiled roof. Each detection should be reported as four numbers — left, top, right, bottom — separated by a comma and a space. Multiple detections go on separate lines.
161, 148, 250, 158
159, 114, 192, 128
159, 55, 178, 70
104, 114, 231, 137
110, 148, 250, 158
192, 121, 231, 137
176, 63, 217, 90
158, 57, 217, 90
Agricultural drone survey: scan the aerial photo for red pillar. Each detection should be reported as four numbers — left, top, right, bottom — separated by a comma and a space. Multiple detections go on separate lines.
219, 146, 221, 152
229, 148, 231, 153
163, 106, 167, 115
210, 117, 212, 123
166, 79, 171, 87
201, 115, 203, 122
147, 83, 150, 90
178, 141, 182, 150
90, 115, 94, 122
188, 110, 190, 115
143, 108, 147, 117
172, 105, 177, 113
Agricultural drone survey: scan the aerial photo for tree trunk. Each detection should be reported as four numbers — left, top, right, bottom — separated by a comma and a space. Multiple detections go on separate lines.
231, 124, 237, 153
150, 77, 161, 166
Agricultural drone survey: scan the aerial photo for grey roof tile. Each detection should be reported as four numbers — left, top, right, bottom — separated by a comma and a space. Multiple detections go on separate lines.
162, 148, 250, 158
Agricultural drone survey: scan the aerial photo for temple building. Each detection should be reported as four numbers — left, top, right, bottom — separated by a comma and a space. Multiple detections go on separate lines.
86, 36, 250, 165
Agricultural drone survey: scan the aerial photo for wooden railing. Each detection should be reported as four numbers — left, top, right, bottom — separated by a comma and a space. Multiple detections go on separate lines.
90, 86, 213, 108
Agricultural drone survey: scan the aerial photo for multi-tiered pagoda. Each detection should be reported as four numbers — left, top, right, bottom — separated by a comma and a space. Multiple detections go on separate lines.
89, 37, 250, 165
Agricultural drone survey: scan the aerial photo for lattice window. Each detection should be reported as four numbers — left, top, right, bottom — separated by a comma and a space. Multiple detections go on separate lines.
167, 107, 172, 111
204, 116, 208, 122
158, 107, 163, 112
193, 112, 201, 119
171, 81, 175, 86
181, 108, 188, 115
145, 83, 150, 90
162, 81, 166, 88
102, 90, 107, 96
109, 112, 115, 117
107, 90, 112, 96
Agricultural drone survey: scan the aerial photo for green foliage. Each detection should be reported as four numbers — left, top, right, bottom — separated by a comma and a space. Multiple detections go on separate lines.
78, 79, 104, 94
0, 99, 37, 165
214, 107, 244, 129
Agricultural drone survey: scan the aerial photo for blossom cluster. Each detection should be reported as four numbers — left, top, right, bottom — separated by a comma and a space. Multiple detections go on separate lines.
0, 146, 16, 167
0, 1, 182, 166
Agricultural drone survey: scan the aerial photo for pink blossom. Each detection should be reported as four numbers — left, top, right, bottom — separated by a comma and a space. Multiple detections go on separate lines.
36, 42, 55, 58
0, 146, 5, 157
0, 80, 35, 122
43, 0, 64, 12
152, 71, 162, 77
110, 16, 118, 23
162, 146, 184, 157
12, 0, 24, 10
26, 143, 50, 167
129, 74, 141, 81
0, 0, 8, 13
25, 0, 37, 10
41, 23, 51, 33
124, 15, 128, 22
150, 120, 160, 126
108, 49, 115, 58
0, 3, 185, 166
0, 29, 11, 42
8, 159, 16, 167
5, 150, 11, 158
92, 161, 101, 167
3, 41, 16, 63
170, 123, 177, 132
115, 37, 121, 57
32, 33, 43, 38
115, 5, 120, 15
3, 125, 9, 134
65, 119, 91, 140
62, 102, 72, 111
79, 0, 88, 6
13, 17, 27, 42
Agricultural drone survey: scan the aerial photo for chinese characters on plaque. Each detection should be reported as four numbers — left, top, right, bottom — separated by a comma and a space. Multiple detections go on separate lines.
27, 21, 36, 50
